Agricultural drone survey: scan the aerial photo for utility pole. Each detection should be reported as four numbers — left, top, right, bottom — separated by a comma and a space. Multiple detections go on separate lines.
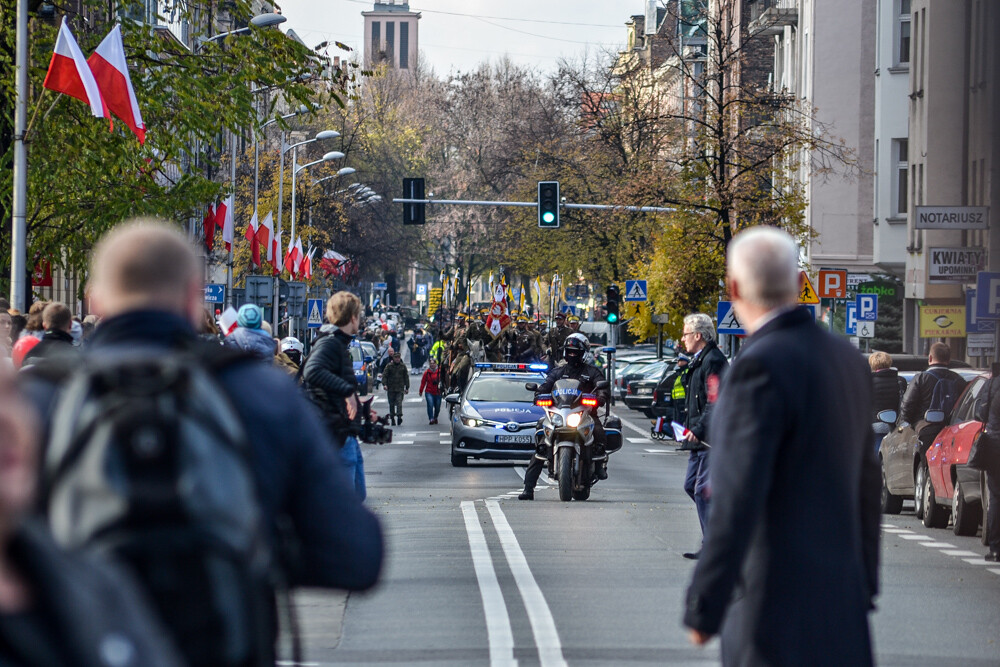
9, 0, 28, 310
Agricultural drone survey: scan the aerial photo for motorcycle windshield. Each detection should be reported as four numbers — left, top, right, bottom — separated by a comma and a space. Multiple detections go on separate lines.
551, 379, 582, 407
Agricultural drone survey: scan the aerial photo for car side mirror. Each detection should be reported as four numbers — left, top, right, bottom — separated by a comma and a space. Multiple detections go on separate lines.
924, 410, 945, 424
876, 410, 897, 424
445, 393, 461, 405
525, 382, 538, 391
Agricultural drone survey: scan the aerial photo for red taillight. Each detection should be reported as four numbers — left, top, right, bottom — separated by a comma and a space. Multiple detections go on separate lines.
652, 390, 659, 401
581, 397, 598, 407
626, 385, 632, 395
536, 398, 553, 407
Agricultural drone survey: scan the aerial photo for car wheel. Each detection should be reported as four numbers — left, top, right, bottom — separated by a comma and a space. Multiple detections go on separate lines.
451, 450, 467, 467
953, 482, 982, 537
914, 464, 926, 517
922, 466, 949, 529
881, 458, 903, 514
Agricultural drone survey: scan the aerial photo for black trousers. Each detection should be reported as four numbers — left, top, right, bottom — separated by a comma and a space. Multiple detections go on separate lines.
523, 417, 606, 492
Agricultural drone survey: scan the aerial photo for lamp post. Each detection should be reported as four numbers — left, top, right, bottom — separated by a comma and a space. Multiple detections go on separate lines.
273, 131, 338, 331
9, 0, 28, 309
290, 151, 343, 244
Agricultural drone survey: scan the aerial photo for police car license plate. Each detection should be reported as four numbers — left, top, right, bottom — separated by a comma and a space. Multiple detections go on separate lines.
638, 388, 653, 395
495, 434, 533, 444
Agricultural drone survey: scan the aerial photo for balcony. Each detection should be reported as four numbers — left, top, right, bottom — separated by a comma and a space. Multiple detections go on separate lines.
748, 0, 798, 36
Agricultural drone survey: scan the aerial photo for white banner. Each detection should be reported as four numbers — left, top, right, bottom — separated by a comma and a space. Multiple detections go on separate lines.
928, 247, 987, 283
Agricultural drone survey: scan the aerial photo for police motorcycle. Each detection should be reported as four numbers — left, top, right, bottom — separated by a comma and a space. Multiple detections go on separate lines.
525, 378, 623, 501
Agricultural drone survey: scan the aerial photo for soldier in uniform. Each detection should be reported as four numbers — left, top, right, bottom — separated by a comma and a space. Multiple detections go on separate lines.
545, 312, 570, 363
448, 338, 473, 393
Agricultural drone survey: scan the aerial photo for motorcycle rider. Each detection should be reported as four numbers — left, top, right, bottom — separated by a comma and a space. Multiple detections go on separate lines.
519, 333, 610, 500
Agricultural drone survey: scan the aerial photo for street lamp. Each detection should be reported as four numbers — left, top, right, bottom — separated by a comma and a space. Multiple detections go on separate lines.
290, 150, 343, 245
254, 105, 312, 219
201, 12, 287, 46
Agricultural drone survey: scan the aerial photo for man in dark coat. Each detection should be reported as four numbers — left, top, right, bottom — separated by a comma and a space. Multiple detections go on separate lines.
684, 226, 879, 666
899, 342, 966, 454
679, 313, 729, 559
21, 302, 78, 367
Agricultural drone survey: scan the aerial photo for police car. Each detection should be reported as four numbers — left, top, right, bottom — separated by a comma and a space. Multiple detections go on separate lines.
445, 362, 548, 467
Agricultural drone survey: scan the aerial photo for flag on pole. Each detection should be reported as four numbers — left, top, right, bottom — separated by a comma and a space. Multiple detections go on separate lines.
533, 276, 542, 303
259, 211, 274, 263
283, 236, 298, 275
87, 24, 145, 143
439, 269, 446, 285
519, 282, 526, 312
244, 211, 260, 267
488, 272, 495, 295
220, 195, 234, 251
43, 17, 107, 121
485, 283, 511, 338
293, 237, 304, 277
272, 227, 282, 277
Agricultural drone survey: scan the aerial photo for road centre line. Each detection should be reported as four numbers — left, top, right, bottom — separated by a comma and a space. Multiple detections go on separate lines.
460, 501, 517, 667
881, 528, 913, 533
485, 500, 567, 667
919, 542, 951, 547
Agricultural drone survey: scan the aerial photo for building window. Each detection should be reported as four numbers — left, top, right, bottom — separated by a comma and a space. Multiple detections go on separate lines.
386, 21, 395, 63
400, 22, 409, 69
895, 0, 911, 66
371, 21, 380, 53
893, 138, 908, 216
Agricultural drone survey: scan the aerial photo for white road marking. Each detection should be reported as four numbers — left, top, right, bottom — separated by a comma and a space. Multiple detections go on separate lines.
393, 440, 414, 445
942, 550, 980, 557
899, 535, 927, 540
989, 569, 1000, 576
644, 448, 674, 454
881, 528, 913, 534
485, 500, 567, 667
440, 439, 451, 444
460, 501, 518, 667
618, 418, 652, 437
881, 523, 897, 528
919, 542, 950, 547
513, 466, 554, 486
627, 437, 649, 443
962, 558, 992, 565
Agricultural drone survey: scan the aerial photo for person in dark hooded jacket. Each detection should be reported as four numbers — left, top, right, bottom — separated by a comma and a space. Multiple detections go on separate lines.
869, 350, 906, 419
226, 304, 276, 360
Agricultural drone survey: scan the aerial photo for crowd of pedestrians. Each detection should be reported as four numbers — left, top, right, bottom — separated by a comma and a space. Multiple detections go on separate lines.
3, 219, 384, 667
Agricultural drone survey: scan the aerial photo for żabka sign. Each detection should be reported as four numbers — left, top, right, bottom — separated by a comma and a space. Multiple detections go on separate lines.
914, 206, 989, 230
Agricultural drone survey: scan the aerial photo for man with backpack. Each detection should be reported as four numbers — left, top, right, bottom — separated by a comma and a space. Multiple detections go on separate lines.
21, 220, 384, 667
900, 342, 967, 454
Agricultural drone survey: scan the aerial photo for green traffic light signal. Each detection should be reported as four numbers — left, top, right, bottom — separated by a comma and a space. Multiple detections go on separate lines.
607, 312, 618, 323
537, 181, 560, 228
542, 211, 555, 223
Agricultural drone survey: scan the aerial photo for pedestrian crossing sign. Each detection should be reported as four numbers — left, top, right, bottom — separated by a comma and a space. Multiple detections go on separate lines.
716, 301, 745, 335
799, 273, 820, 304
307, 298, 324, 328
624, 280, 648, 302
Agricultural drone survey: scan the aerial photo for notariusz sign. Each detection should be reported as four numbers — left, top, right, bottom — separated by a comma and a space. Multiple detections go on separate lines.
914, 206, 989, 230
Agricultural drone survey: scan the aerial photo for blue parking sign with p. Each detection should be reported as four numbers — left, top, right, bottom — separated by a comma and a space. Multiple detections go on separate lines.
975, 272, 1000, 320
846, 303, 858, 335
856, 294, 877, 321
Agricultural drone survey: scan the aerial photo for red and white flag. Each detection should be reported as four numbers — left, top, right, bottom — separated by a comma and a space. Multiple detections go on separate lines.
272, 227, 282, 277
202, 203, 216, 251
293, 237, 304, 277
257, 211, 273, 262
485, 283, 511, 338
87, 25, 145, 143
283, 235, 298, 275
244, 211, 260, 267
302, 245, 315, 280
220, 195, 234, 251
43, 17, 107, 121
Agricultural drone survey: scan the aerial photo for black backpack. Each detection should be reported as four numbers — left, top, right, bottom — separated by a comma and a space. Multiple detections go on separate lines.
40, 346, 275, 667
924, 367, 962, 421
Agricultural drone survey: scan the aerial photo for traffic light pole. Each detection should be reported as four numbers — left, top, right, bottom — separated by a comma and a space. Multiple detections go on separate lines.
393, 198, 677, 214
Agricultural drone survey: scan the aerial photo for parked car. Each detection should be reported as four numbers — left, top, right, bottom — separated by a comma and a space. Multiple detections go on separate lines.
880, 369, 986, 517
920, 374, 990, 534
624, 361, 675, 417
612, 357, 659, 401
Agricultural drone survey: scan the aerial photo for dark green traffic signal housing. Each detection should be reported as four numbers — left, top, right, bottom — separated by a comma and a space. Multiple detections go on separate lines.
606, 284, 620, 323
537, 181, 560, 228
402, 177, 425, 225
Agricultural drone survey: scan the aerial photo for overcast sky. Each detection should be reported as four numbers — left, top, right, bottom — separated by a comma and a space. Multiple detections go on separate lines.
276, 0, 637, 76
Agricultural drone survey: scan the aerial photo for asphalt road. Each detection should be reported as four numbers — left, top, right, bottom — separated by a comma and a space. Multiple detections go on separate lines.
286, 388, 1000, 667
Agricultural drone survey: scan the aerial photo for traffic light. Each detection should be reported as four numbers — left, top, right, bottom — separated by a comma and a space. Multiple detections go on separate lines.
605, 284, 620, 323
537, 181, 560, 228
402, 177, 425, 225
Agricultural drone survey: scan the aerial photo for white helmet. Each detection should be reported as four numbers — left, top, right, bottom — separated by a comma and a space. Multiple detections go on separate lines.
280, 337, 304, 354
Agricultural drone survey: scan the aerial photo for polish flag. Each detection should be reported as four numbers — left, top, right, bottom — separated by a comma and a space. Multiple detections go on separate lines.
220, 195, 234, 251
43, 17, 107, 121
272, 227, 282, 276
202, 203, 216, 251
283, 235, 298, 275
293, 237, 304, 277
302, 245, 314, 280
87, 25, 145, 143
244, 211, 260, 267
257, 211, 273, 262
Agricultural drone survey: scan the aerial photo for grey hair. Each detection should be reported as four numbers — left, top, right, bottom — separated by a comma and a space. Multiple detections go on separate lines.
727, 226, 800, 309
684, 313, 716, 343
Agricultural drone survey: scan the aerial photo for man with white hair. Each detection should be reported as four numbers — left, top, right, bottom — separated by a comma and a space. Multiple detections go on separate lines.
683, 226, 879, 666
678, 312, 728, 559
